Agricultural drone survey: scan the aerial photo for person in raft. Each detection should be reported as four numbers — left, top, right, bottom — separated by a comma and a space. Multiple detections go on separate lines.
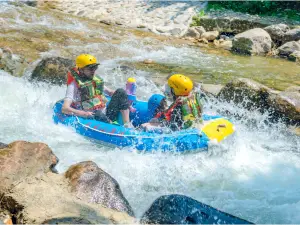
142, 74, 203, 131
62, 54, 133, 128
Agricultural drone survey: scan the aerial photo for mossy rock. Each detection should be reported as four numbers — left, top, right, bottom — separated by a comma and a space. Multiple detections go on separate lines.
31, 57, 74, 85
217, 78, 273, 112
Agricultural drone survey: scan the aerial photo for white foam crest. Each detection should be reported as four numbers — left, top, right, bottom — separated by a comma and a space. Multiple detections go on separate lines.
2, 3, 94, 32
115, 39, 239, 71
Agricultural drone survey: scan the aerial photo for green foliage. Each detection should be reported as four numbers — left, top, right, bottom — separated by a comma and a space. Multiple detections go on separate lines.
207, 1, 300, 21
198, 9, 205, 17
191, 9, 206, 26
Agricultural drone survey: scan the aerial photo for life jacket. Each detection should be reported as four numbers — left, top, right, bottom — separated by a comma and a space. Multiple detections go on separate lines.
67, 68, 107, 111
156, 92, 203, 129
180, 92, 203, 129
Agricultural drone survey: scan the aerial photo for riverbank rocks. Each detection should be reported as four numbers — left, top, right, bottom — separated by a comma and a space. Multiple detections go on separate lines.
183, 26, 206, 39
232, 28, 272, 55
65, 161, 135, 217
0, 141, 58, 190
30, 57, 73, 85
0, 141, 135, 224
39, 0, 205, 37
218, 78, 274, 111
195, 10, 298, 35
264, 24, 289, 45
218, 78, 300, 125
201, 31, 219, 41
277, 41, 300, 57
288, 51, 300, 62
283, 28, 300, 43
269, 89, 300, 125
0, 48, 28, 77
140, 194, 252, 224
184, 27, 201, 38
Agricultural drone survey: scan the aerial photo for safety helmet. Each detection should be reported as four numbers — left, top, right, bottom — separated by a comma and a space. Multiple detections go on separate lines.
148, 94, 166, 114
75, 54, 99, 69
167, 74, 193, 96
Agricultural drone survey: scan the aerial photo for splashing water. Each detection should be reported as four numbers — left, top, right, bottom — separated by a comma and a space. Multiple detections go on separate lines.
1, 2, 300, 223
1, 68, 299, 223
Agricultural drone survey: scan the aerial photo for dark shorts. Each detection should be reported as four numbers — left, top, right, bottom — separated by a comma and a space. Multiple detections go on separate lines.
94, 88, 130, 123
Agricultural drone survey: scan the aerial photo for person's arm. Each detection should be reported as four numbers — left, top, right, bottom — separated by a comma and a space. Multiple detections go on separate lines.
62, 99, 94, 118
104, 85, 114, 97
62, 82, 94, 118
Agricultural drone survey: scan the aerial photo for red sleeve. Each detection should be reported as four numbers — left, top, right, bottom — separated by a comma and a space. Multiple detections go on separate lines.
67, 71, 75, 85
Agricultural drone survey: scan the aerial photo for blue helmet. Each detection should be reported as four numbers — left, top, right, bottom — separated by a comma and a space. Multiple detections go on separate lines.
148, 94, 166, 115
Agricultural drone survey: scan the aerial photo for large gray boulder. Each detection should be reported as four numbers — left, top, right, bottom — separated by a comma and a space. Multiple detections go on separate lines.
0, 141, 59, 191
65, 161, 135, 217
140, 194, 252, 224
218, 78, 300, 125
232, 28, 272, 55
268, 90, 300, 125
217, 78, 274, 111
277, 41, 300, 57
0, 141, 135, 224
283, 28, 300, 43
264, 24, 289, 45
31, 57, 73, 85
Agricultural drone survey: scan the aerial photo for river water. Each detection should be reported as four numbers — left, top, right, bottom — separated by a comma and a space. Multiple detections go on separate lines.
0, 2, 300, 223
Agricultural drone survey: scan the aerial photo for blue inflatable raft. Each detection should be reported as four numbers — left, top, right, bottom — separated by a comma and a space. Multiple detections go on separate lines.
53, 94, 234, 152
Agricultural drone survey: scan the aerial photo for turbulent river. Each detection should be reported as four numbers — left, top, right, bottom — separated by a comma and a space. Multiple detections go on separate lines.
0, 2, 300, 224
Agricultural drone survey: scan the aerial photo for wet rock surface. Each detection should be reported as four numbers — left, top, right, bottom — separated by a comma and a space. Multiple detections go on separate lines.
42, 217, 92, 224
0, 141, 135, 224
196, 10, 299, 34
30, 57, 73, 85
0, 141, 58, 190
264, 23, 290, 45
277, 41, 300, 57
140, 194, 252, 224
218, 78, 300, 125
232, 28, 272, 55
65, 161, 135, 217
269, 90, 300, 125
283, 28, 300, 43
288, 50, 300, 62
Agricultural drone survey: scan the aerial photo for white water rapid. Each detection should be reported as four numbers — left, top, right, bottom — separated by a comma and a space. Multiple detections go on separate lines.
1, 68, 299, 223
1, 2, 300, 224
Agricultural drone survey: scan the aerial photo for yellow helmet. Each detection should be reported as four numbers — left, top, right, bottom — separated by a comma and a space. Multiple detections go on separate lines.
168, 74, 193, 96
75, 54, 99, 69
